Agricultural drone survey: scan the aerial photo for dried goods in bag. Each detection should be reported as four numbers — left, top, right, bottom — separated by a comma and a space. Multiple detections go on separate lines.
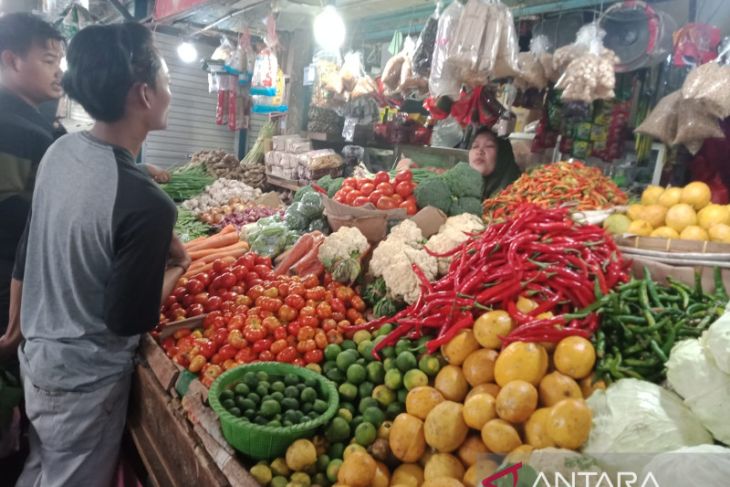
674, 99, 724, 154
491, 4, 520, 79
429, 0, 463, 98
412, 10, 439, 77
515, 35, 551, 90
681, 62, 730, 119
634, 91, 681, 145
448, 0, 492, 86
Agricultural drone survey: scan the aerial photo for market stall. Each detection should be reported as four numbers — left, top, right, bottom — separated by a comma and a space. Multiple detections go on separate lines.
14, 1, 730, 486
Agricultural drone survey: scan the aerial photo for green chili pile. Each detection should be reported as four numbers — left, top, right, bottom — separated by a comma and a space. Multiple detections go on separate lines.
594, 267, 729, 384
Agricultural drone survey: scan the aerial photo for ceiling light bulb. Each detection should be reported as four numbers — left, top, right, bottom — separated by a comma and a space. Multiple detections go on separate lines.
177, 41, 198, 63
314, 5, 346, 50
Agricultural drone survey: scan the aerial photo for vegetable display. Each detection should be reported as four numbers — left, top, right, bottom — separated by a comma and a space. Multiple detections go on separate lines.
182, 225, 250, 279
160, 165, 215, 202
182, 179, 262, 216
414, 162, 485, 217
333, 171, 418, 215
213, 205, 283, 231
318, 227, 369, 285
482, 161, 628, 219
175, 208, 212, 242
359, 205, 629, 355
593, 268, 728, 384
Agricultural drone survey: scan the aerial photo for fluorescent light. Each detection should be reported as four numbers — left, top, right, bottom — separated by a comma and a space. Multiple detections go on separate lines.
314, 5, 346, 50
177, 41, 198, 63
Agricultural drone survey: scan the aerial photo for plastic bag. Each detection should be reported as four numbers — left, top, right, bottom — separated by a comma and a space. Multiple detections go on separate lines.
251, 48, 278, 96
491, 4, 520, 79
635, 91, 681, 145
641, 445, 730, 487
681, 62, 730, 119
398, 37, 427, 94
249, 221, 291, 257
515, 35, 551, 90
211, 36, 234, 62
431, 117, 464, 147
412, 6, 439, 77
429, 0, 463, 99
448, 0, 492, 85
674, 99, 724, 154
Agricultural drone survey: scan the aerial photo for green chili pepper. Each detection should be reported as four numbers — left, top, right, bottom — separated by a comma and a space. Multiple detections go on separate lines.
650, 340, 669, 362
694, 270, 704, 298
714, 267, 728, 301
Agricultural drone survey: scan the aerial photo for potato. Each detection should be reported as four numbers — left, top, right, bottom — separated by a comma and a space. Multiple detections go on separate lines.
457, 435, 489, 467
524, 408, 555, 449
390, 414, 427, 463
424, 453, 465, 481
435, 365, 469, 402
494, 342, 548, 386
539, 371, 582, 407
462, 349, 498, 387
462, 393, 496, 430
495, 380, 538, 423
442, 330, 480, 365
337, 451, 376, 487
406, 387, 445, 420
481, 419, 522, 454
391, 463, 424, 487
547, 399, 592, 450
425, 401, 469, 453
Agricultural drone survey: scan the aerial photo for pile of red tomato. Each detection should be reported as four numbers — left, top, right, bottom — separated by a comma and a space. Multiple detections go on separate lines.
157, 252, 367, 387
332, 170, 417, 215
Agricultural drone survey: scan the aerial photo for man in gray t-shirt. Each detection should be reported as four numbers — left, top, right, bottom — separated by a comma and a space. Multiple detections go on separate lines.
12, 23, 190, 487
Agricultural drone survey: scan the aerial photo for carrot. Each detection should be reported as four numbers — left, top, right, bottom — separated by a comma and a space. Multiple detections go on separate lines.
274, 233, 315, 276
183, 235, 208, 248
184, 254, 237, 279
195, 245, 248, 265
189, 241, 248, 260
292, 239, 324, 276
185, 232, 239, 252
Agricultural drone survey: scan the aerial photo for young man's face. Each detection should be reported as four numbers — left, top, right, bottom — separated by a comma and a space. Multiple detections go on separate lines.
1, 38, 64, 105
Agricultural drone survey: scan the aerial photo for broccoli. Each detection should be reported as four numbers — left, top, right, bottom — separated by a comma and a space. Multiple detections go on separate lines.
450, 196, 483, 216
443, 162, 485, 199
293, 185, 315, 203
327, 177, 344, 198
414, 176, 452, 214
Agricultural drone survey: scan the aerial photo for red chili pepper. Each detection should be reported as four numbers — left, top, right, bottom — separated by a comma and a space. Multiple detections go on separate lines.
426, 313, 473, 353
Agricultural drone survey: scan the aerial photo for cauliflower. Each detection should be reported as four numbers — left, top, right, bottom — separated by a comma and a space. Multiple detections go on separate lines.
370, 221, 438, 304
427, 214, 485, 275
318, 226, 369, 267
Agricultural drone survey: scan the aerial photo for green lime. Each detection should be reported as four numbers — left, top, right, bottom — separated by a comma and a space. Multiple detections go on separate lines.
301, 387, 318, 403
270, 391, 284, 402
338, 383, 358, 402
313, 399, 328, 414
228, 406, 242, 417
336, 350, 359, 372
304, 377, 319, 389
297, 383, 307, 391
284, 373, 299, 386
357, 340, 374, 359
417, 335, 430, 349
262, 395, 272, 403
281, 398, 299, 411
250, 464, 272, 485
325, 417, 351, 443
233, 382, 249, 396
261, 399, 280, 418
326, 459, 343, 483
395, 339, 411, 355
255, 371, 269, 382
291, 472, 311, 487
271, 476, 288, 487
396, 351, 418, 372
383, 358, 396, 372
270, 458, 289, 476
381, 346, 396, 359
351, 415, 364, 431
284, 386, 299, 399
324, 343, 342, 361
346, 364, 367, 385
359, 382, 374, 399
397, 389, 408, 404
384, 369, 402, 390
326, 368, 345, 383
353, 330, 372, 344
419, 354, 441, 377
359, 397, 379, 414
236, 397, 253, 410
293, 410, 304, 423
313, 473, 328, 486
341, 339, 357, 351
372, 385, 395, 407
284, 409, 298, 423
254, 416, 267, 425
267, 420, 281, 427
306, 363, 321, 374
356, 358, 367, 367
367, 362, 385, 384
375, 323, 394, 337
221, 398, 235, 410
385, 402, 404, 420
337, 408, 353, 423
271, 381, 286, 393
404, 369, 429, 391
363, 407, 385, 428
355, 422, 377, 446
243, 372, 257, 387
302, 402, 313, 414
340, 402, 356, 416
247, 393, 261, 405
308, 411, 319, 421
322, 360, 338, 374
220, 389, 234, 401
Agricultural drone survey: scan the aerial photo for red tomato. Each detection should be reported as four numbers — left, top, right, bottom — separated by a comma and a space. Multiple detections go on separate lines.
236, 295, 252, 307
276, 282, 290, 298
271, 338, 288, 355
219, 344, 237, 361
273, 326, 288, 341
227, 329, 246, 349
346, 309, 362, 322
212, 259, 230, 274
205, 296, 222, 312
287, 321, 301, 337
193, 293, 209, 305
360, 182, 375, 195
258, 350, 274, 361
164, 295, 177, 309
247, 285, 265, 301
196, 272, 212, 287
297, 326, 316, 341
172, 287, 187, 301
331, 312, 345, 322
240, 253, 256, 270
278, 304, 297, 322
345, 191, 361, 206
376, 182, 394, 196
373, 171, 390, 185
260, 310, 274, 319
304, 349, 324, 364
256, 265, 273, 280
213, 328, 229, 347
314, 330, 328, 349
326, 329, 343, 344
262, 316, 282, 332
288, 284, 306, 297
329, 298, 346, 314
221, 272, 237, 289
353, 196, 369, 207
400, 200, 418, 215
173, 353, 190, 368
376, 196, 397, 210
395, 170, 413, 183
208, 315, 225, 330
305, 286, 326, 301
351, 295, 366, 311
292, 358, 306, 367
297, 339, 316, 354
301, 315, 320, 329
342, 177, 358, 189
222, 291, 238, 303
188, 355, 207, 373
186, 303, 205, 318
316, 302, 333, 319
254, 255, 272, 267
300, 306, 316, 318
186, 279, 204, 295
196, 339, 216, 360
335, 286, 354, 301
391, 194, 403, 205
243, 323, 267, 342
369, 190, 384, 205
252, 339, 271, 354
182, 294, 196, 308
263, 287, 279, 298
395, 181, 413, 198
276, 346, 297, 363
285, 294, 305, 310
321, 319, 337, 332
231, 265, 248, 282
334, 193, 347, 204
204, 312, 222, 327
303, 274, 319, 289
337, 319, 352, 330
235, 348, 255, 363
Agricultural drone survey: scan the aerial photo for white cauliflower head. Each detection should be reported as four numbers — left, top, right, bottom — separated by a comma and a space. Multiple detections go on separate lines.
318, 226, 369, 267
427, 214, 485, 275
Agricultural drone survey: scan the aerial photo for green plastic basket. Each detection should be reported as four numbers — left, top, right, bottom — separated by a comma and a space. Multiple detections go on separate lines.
208, 362, 339, 460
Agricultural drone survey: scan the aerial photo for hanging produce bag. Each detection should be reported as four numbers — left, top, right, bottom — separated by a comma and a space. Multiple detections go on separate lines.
251, 48, 278, 96
515, 35, 551, 91
412, 5, 440, 78
428, 0, 463, 99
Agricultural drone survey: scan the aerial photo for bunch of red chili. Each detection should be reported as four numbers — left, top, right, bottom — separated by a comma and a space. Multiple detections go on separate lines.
353, 204, 630, 358
482, 161, 628, 220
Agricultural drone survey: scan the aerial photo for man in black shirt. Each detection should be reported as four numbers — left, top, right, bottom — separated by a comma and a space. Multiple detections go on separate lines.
0, 13, 65, 350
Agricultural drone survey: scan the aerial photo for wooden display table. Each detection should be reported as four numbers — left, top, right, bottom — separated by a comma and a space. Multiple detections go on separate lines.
127, 335, 258, 487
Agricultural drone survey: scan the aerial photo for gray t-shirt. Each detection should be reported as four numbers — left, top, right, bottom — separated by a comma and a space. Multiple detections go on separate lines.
14, 132, 176, 392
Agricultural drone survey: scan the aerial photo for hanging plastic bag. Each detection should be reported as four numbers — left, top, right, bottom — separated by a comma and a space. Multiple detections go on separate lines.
430, 117, 464, 148
491, 3, 520, 79
398, 37, 428, 94
429, 0, 463, 99
635, 91, 681, 145
252, 48, 279, 96
212, 37, 234, 63
448, 0, 492, 86
412, 4, 440, 78
515, 35, 551, 90
674, 99, 724, 154
681, 61, 730, 119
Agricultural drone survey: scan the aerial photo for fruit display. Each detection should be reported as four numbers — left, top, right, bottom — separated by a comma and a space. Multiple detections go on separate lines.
333, 171, 418, 215
608, 181, 730, 242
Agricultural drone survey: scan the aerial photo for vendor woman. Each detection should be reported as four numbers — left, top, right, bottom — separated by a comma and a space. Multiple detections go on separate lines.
398, 127, 521, 199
